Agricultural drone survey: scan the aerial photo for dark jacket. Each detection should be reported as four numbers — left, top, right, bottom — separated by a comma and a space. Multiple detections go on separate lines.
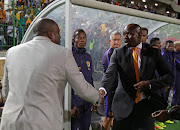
169, 106, 180, 120
102, 47, 118, 98
71, 46, 93, 109
101, 43, 174, 119
161, 47, 175, 72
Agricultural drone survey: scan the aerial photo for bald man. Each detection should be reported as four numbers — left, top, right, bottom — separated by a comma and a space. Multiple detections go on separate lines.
0, 18, 101, 130
99, 24, 174, 130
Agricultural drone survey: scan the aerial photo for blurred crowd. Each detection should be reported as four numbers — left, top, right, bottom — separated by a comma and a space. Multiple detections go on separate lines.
0, 0, 55, 49
16, 0, 55, 9
97, 0, 179, 18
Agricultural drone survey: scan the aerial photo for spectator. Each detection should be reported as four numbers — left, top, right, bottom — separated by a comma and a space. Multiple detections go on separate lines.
0, 18, 5, 50
15, 9, 20, 26
172, 41, 180, 106
0, 1, 6, 50
24, 9, 31, 19
34, 0, 41, 8
29, 0, 35, 7
152, 105, 180, 122
150, 37, 161, 50
71, 29, 94, 130
18, 11, 26, 42
3, 20, 17, 49
25, 15, 33, 27
5, 9, 12, 24
41, 0, 48, 9
0, 1, 6, 22
101, 30, 122, 130
17, 0, 24, 7
161, 40, 175, 103
141, 27, 148, 44
150, 38, 169, 111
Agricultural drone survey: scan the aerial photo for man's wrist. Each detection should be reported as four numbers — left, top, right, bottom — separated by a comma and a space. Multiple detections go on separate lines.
99, 87, 107, 96
149, 84, 151, 89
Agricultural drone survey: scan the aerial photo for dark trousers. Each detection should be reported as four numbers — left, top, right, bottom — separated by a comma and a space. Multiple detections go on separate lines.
71, 106, 92, 130
112, 99, 154, 130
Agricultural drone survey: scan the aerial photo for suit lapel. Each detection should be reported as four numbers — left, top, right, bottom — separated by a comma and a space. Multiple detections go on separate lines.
140, 44, 148, 80
124, 47, 137, 82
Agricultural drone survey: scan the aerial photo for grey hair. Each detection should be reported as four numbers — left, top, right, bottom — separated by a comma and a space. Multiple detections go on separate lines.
110, 30, 121, 40
174, 41, 180, 47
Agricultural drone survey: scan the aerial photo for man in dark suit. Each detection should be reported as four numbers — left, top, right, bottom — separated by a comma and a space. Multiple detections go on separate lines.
99, 24, 174, 130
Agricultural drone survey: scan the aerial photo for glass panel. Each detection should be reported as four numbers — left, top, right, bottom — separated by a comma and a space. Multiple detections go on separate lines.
72, 5, 168, 85
22, 4, 180, 86
149, 24, 180, 46
46, 5, 65, 47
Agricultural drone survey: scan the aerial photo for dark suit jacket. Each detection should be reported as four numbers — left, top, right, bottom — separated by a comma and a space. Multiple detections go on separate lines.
100, 43, 174, 120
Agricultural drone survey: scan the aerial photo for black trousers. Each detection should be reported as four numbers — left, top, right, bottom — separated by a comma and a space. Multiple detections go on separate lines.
112, 99, 154, 130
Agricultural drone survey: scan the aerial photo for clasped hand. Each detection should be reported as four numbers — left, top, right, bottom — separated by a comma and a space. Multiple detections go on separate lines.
134, 80, 150, 92
71, 106, 80, 118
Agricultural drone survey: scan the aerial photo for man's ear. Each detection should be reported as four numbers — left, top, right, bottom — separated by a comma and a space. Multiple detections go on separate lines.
72, 38, 75, 43
139, 32, 142, 37
47, 31, 54, 40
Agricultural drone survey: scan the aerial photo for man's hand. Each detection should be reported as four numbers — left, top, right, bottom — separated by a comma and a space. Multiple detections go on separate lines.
98, 89, 105, 106
171, 105, 179, 109
99, 89, 105, 98
71, 106, 80, 118
134, 81, 150, 92
152, 110, 169, 122
92, 105, 98, 112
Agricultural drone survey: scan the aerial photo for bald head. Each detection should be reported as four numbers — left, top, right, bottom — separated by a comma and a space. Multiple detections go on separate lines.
33, 18, 61, 45
33, 18, 57, 36
126, 24, 141, 33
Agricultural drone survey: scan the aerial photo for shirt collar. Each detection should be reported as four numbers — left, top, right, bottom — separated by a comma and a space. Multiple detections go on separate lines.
136, 43, 142, 49
129, 43, 142, 50
33, 36, 51, 41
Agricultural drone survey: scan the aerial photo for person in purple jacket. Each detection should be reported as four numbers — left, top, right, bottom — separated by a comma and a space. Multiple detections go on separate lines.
172, 41, 180, 106
102, 30, 122, 130
161, 40, 175, 103
71, 29, 94, 130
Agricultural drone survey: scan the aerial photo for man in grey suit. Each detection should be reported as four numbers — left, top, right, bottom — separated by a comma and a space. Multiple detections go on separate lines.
1, 18, 102, 130
99, 24, 174, 130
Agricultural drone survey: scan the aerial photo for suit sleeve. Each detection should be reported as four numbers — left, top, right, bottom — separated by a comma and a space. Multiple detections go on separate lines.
65, 50, 101, 105
2, 52, 9, 100
149, 50, 174, 92
100, 49, 118, 94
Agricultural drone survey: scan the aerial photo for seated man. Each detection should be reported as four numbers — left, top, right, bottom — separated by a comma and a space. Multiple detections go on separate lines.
152, 105, 180, 122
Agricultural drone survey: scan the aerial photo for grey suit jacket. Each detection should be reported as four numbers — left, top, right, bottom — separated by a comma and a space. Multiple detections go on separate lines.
101, 43, 174, 120
1, 36, 101, 130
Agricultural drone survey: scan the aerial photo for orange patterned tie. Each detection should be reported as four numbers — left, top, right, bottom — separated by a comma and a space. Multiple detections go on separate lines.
132, 47, 141, 103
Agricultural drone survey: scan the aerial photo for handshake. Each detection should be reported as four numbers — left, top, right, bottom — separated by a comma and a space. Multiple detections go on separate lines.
91, 89, 105, 113
71, 89, 105, 118
98, 89, 105, 106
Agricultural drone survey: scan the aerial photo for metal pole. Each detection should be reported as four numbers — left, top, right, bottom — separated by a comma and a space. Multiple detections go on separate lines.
12, 0, 16, 46
178, 0, 180, 19
64, 0, 72, 129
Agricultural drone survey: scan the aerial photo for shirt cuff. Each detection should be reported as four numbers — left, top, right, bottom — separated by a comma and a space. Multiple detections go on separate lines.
149, 84, 151, 89
99, 87, 107, 96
